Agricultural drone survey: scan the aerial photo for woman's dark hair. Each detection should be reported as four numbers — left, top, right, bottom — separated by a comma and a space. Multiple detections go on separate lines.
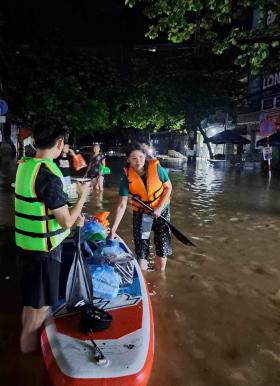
32, 120, 68, 149
125, 142, 145, 158
139, 139, 150, 146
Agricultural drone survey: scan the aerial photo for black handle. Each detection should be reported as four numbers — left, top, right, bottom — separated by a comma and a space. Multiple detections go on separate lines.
76, 225, 81, 246
132, 196, 168, 224
132, 197, 153, 213
132, 196, 196, 247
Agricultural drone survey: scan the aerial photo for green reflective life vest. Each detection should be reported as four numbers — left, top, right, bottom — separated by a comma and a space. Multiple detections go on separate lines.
15, 157, 70, 251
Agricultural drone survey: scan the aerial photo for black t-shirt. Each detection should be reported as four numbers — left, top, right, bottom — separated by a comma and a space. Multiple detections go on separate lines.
35, 164, 68, 209
24, 144, 36, 157
18, 164, 68, 262
55, 155, 71, 177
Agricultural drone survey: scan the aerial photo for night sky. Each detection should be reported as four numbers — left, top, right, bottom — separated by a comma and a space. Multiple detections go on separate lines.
1, 0, 149, 47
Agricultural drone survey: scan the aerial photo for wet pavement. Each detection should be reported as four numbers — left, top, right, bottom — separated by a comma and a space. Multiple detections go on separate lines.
1, 157, 280, 385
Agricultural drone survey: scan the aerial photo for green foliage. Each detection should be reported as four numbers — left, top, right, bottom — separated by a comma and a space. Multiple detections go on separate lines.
114, 51, 244, 133
0, 39, 116, 133
1, 25, 245, 139
125, 0, 280, 73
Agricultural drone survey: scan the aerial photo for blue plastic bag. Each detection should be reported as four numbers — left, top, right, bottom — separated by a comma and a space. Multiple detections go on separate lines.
83, 240, 105, 265
102, 239, 127, 258
82, 219, 107, 242
88, 264, 120, 299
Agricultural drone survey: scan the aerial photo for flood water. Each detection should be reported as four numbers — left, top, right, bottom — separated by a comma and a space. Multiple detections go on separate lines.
2, 157, 280, 386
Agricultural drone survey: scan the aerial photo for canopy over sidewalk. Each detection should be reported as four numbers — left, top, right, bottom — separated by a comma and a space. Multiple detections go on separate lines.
257, 132, 280, 147
207, 130, 251, 145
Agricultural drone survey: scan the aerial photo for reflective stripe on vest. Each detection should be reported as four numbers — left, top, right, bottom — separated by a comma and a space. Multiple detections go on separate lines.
124, 159, 169, 213
15, 158, 70, 251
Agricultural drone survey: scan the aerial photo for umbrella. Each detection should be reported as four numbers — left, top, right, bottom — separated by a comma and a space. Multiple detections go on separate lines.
256, 132, 280, 147
207, 130, 251, 145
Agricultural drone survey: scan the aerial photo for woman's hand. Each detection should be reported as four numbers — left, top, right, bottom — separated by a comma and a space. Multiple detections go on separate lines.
108, 230, 117, 240
109, 196, 128, 240
152, 206, 163, 218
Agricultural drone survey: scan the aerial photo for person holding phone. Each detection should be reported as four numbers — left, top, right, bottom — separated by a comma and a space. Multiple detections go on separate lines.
15, 120, 89, 353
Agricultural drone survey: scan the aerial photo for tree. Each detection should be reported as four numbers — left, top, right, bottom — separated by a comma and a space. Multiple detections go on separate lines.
0, 23, 245, 158
162, 55, 244, 158
115, 49, 245, 157
125, 0, 280, 74
0, 28, 118, 133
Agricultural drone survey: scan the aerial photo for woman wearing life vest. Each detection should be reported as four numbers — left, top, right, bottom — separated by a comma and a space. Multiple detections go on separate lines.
109, 143, 172, 271
84, 143, 106, 191
15, 120, 89, 353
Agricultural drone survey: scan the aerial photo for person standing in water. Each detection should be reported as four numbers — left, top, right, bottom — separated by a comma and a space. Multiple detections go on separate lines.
109, 143, 172, 271
55, 143, 75, 188
139, 140, 156, 161
15, 120, 89, 353
84, 143, 106, 191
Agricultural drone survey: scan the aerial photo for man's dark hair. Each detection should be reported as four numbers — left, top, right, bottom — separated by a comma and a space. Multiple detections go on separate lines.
32, 120, 68, 149
125, 142, 145, 158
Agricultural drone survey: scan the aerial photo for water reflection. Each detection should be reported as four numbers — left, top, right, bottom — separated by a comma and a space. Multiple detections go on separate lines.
2, 157, 280, 386
181, 159, 280, 219
2, 156, 279, 245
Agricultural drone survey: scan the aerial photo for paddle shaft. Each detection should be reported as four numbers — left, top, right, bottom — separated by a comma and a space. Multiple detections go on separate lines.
132, 196, 195, 247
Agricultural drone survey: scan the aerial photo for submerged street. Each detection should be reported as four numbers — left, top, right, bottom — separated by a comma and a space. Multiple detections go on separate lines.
1, 158, 280, 386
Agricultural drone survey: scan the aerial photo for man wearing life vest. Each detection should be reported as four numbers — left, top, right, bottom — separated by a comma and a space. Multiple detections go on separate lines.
109, 143, 172, 271
15, 120, 89, 354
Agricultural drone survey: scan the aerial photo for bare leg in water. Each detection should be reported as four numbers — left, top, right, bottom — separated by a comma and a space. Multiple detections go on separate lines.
20, 306, 50, 353
94, 190, 103, 209
154, 256, 168, 271
92, 176, 104, 192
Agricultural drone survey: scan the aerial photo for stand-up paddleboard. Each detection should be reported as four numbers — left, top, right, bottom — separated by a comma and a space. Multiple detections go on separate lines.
41, 241, 154, 386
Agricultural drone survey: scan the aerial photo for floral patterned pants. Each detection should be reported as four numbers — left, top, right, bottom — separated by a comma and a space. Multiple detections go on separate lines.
132, 206, 172, 260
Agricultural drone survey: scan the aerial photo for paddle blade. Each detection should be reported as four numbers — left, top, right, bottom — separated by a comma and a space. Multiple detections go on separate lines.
168, 222, 196, 246
132, 196, 196, 246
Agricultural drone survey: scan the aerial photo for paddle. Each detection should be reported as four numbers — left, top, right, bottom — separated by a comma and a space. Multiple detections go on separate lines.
132, 196, 196, 247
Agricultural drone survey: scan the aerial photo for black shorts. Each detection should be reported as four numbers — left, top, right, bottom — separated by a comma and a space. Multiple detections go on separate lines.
17, 246, 61, 309
133, 206, 172, 259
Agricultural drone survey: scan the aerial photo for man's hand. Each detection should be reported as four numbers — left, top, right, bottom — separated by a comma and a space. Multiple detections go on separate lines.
76, 214, 85, 227
76, 181, 89, 198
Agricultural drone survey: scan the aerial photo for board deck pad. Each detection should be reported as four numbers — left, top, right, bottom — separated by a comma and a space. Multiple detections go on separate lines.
41, 257, 154, 386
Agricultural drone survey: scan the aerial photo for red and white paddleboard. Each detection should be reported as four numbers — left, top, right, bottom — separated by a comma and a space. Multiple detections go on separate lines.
41, 259, 154, 386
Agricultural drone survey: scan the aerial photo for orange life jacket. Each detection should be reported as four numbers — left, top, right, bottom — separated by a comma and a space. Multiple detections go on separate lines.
124, 159, 170, 213
72, 154, 87, 171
